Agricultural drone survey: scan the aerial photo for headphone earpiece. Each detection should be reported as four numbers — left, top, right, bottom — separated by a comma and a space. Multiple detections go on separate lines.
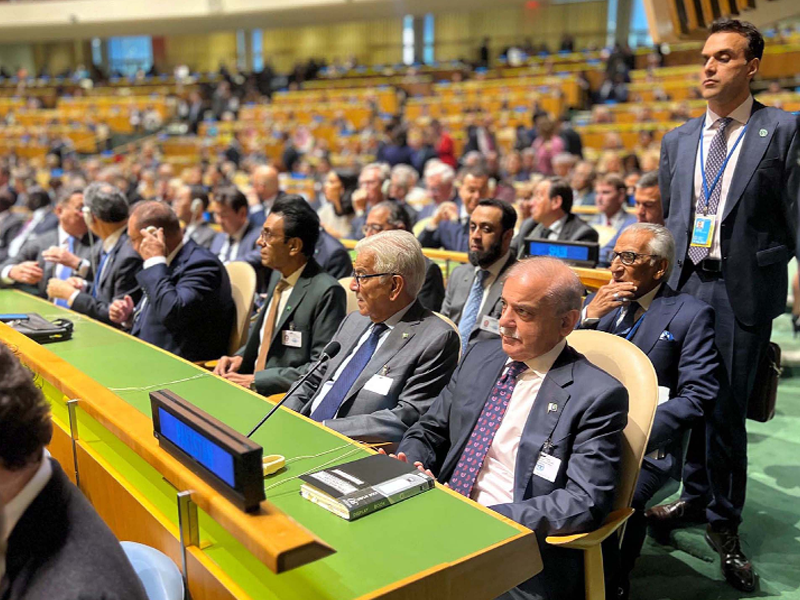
190, 198, 204, 214
82, 206, 94, 228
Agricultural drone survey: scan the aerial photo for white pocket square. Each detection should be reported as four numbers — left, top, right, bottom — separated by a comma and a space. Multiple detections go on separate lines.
659, 330, 675, 341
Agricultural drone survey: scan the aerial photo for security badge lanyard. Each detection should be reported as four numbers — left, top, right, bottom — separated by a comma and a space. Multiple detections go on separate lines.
691, 122, 748, 248
535, 392, 573, 483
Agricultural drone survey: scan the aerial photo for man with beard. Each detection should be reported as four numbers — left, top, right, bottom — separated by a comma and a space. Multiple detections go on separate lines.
441, 199, 517, 354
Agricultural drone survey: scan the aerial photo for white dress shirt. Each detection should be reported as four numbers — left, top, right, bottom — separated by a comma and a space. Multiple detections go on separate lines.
0, 451, 53, 581
593, 208, 628, 231
257, 263, 307, 351
544, 215, 568, 240
217, 221, 249, 264
472, 339, 567, 506
474, 250, 511, 314
693, 95, 753, 260
309, 302, 414, 415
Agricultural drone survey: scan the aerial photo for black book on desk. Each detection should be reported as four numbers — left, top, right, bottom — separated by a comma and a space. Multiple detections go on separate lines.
299, 454, 435, 521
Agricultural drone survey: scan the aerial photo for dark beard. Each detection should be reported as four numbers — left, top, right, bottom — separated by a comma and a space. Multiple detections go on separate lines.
469, 239, 503, 268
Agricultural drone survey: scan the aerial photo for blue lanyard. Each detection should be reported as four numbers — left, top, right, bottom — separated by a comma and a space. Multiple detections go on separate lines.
698, 122, 747, 214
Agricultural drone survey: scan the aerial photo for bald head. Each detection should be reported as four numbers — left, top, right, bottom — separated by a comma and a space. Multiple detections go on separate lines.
129, 201, 183, 253
252, 165, 280, 201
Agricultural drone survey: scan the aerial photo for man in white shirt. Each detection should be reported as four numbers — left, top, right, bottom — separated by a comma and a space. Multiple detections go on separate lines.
592, 174, 637, 265
397, 257, 628, 600
0, 344, 147, 599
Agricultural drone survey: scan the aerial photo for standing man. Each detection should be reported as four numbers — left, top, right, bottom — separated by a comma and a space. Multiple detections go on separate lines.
441, 199, 516, 353
651, 19, 799, 592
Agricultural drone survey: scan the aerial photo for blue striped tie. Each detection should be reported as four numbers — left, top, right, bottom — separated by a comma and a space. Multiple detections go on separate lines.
459, 270, 489, 355
54, 236, 75, 308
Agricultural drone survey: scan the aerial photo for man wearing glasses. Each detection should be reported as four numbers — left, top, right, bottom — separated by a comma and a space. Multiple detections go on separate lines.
213, 196, 346, 396
580, 224, 721, 599
284, 230, 460, 444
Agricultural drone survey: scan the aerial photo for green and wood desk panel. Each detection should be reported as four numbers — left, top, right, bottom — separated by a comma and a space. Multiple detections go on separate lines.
0, 290, 541, 600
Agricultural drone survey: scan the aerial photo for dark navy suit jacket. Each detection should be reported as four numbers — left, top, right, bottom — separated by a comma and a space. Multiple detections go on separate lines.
581, 284, 719, 480
417, 218, 469, 252
314, 228, 352, 279
399, 340, 628, 600
660, 101, 799, 326
209, 219, 262, 269
131, 240, 235, 362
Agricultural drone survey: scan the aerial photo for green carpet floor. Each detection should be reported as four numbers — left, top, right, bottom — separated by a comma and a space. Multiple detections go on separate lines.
632, 311, 800, 599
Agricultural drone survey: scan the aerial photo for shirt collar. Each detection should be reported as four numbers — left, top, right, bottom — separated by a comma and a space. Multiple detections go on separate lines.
282, 262, 307, 288
479, 250, 512, 279
548, 214, 568, 236
509, 338, 567, 378
57, 225, 70, 246
1, 451, 52, 549
705, 94, 753, 128
635, 282, 662, 312
230, 221, 249, 243
102, 224, 126, 253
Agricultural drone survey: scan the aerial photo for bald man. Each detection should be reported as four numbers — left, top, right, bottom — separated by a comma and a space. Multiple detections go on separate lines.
250, 165, 286, 227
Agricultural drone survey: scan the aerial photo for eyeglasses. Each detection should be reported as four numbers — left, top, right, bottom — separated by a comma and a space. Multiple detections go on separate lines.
610, 251, 658, 266
259, 229, 288, 244
361, 224, 388, 235
351, 271, 396, 287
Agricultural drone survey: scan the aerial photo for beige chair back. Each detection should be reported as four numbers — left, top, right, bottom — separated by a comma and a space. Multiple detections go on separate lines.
339, 277, 360, 314
433, 311, 462, 361
567, 329, 658, 511
592, 224, 618, 249
412, 217, 432, 237
225, 262, 257, 355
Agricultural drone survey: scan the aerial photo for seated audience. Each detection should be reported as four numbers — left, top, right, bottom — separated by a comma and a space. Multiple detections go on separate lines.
174, 185, 216, 249
514, 177, 598, 258
213, 197, 346, 396
632, 171, 663, 225
0, 187, 24, 262
209, 186, 263, 270
417, 161, 457, 220
349, 163, 389, 240
387, 164, 419, 223
318, 170, 356, 239
591, 174, 637, 264
571, 161, 597, 206
46, 183, 142, 324
363, 200, 445, 312
107, 201, 235, 362
249, 165, 285, 226
580, 224, 719, 599
0, 343, 148, 600
418, 166, 490, 253
1, 188, 93, 302
395, 257, 629, 600
285, 230, 460, 443
442, 199, 516, 353
6, 187, 58, 259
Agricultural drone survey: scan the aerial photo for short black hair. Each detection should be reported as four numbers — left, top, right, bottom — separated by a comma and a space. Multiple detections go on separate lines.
475, 198, 517, 234
131, 201, 182, 238
189, 186, 209, 211
373, 201, 412, 232
213, 186, 248, 214
548, 177, 574, 214
0, 186, 17, 212
0, 344, 53, 470
26, 186, 52, 211
271, 195, 320, 258
709, 18, 764, 61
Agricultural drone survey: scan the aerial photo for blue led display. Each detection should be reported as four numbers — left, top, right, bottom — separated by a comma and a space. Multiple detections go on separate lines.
158, 408, 235, 487
528, 241, 591, 262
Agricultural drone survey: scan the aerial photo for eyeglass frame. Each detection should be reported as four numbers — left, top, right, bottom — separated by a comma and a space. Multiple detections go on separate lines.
361, 223, 390, 235
258, 228, 289, 244
610, 251, 659, 266
351, 271, 397, 287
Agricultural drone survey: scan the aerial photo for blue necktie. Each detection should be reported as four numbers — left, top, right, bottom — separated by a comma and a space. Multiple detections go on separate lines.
459, 270, 489, 355
54, 236, 75, 308
311, 323, 388, 422
612, 301, 641, 338
92, 249, 109, 299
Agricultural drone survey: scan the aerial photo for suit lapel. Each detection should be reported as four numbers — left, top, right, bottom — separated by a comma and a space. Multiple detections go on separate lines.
271, 272, 310, 344
674, 117, 703, 234
514, 348, 573, 502
722, 103, 774, 221
632, 287, 681, 355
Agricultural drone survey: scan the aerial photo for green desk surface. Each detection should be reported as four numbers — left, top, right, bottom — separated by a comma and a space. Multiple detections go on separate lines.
0, 291, 531, 600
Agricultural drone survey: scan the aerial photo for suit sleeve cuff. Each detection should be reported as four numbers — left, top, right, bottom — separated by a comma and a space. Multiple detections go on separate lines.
1, 265, 14, 284
67, 290, 80, 307
143, 256, 168, 269
580, 306, 600, 327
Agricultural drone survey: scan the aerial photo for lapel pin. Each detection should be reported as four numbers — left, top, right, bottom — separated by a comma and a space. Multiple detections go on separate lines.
759, 128, 768, 137
380, 365, 389, 375
285, 306, 291, 311
547, 402, 558, 413
402, 332, 409, 339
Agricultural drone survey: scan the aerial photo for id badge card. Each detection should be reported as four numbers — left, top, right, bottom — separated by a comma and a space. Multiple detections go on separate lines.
479, 315, 500, 335
534, 453, 562, 483
690, 215, 715, 248
282, 330, 302, 348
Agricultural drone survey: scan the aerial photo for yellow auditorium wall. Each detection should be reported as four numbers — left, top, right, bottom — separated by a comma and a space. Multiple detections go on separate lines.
163, 32, 239, 74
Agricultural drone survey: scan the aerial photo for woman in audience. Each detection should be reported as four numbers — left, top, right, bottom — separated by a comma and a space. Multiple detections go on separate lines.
318, 170, 357, 239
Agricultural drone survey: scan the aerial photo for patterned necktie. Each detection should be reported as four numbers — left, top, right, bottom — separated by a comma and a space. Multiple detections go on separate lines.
449, 361, 529, 497
254, 279, 290, 372
54, 236, 75, 308
612, 301, 641, 338
459, 270, 490, 355
689, 117, 733, 265
224, 235, 236, 263
311, 323, 388, 422
91, 249, 109, 299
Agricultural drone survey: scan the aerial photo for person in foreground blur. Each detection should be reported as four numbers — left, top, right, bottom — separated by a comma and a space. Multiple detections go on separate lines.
632, 171, 664, 225
442, 199, 516, 354
107, 201, 235, 362
213, 196, 346, 396
0, 188, 24, 262
285, 231, 460, 443
0, 343, 148, 600
579, 224, 720, 599
363, 201, 445, 312
174, 185, 216, 249
396, 257, 628, 600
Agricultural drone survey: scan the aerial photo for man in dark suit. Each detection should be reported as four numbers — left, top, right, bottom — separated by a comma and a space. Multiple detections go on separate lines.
514, 177, 598, 258
632, 171, 664, 225
214, 196, 346, 396
417, 161, 457, 221
579, 224, 720, 598
591, 174, 637, 265
418, 166, 489, 252
249, 165, 287, 227
363, 201, 445, 312
45, 183, 142, 324
443, 199, 517, 353
0, 187, 24, 262
106, 202, 235, 362
314, 228, 352, 280
5, 187, 58, 259
0, 344, 147, 600
209, 186, 263, 269
1, 188, 93, 302
285, 230, 460, 443
395, 257, 629, 600
174, 185, 216, 249
462, 114, 498, 157
650, 19, 799, 592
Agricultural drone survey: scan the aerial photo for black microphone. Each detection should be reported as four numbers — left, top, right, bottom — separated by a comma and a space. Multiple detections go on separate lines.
246, 341, 341, 438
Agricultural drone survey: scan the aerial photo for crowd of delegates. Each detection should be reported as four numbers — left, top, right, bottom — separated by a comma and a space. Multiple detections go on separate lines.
0, 17, 797, 600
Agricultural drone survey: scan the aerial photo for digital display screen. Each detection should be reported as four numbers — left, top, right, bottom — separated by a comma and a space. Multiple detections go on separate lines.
528, 241, 591, 262
158, 408, 235, 487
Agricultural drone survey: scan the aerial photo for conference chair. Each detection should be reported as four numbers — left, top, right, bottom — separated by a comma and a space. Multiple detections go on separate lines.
546, 329, 658, 600
338, 277, 359, 314
412, 217, 432, 238
120, 541, 184, 600
225, 261, 257, 355
433, 311, 462, 361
